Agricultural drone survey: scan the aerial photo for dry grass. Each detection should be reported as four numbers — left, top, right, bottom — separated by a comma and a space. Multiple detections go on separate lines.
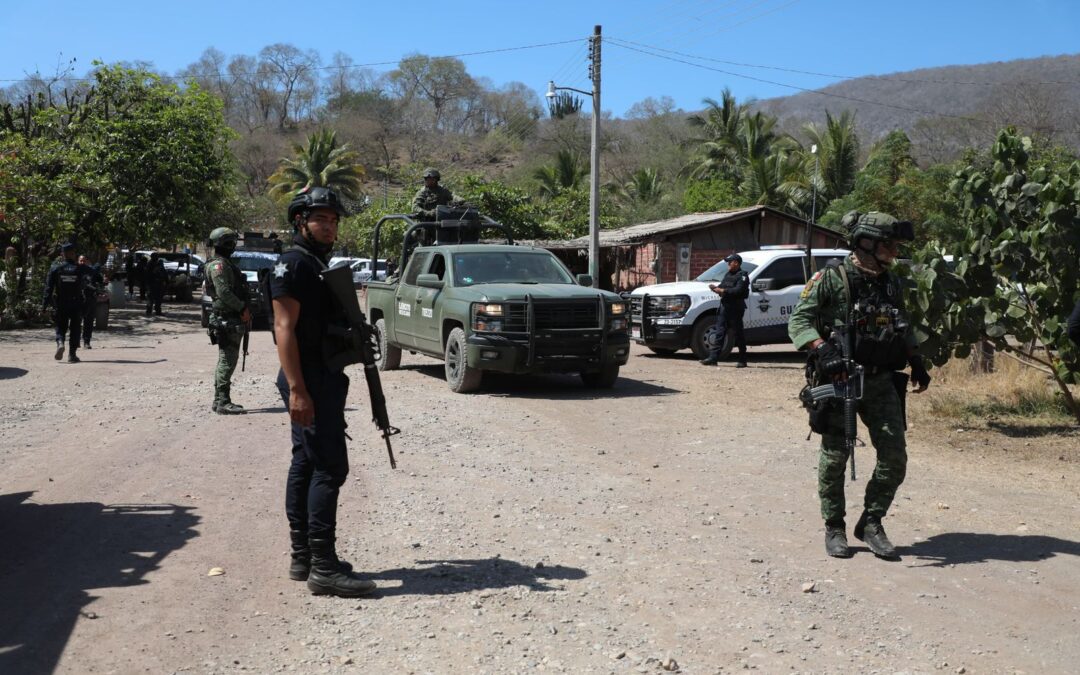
926, 353, 1077, 423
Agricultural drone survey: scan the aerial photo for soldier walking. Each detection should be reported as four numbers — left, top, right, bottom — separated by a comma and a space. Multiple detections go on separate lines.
788, 212, 931, 560
205, 228, 250, 414
700, 253, 750, 367
144, 252, 166, 316
271, 186, 375, 597
43, 243, 91, 363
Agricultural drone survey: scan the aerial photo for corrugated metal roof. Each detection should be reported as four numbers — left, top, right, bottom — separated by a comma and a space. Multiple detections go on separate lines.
545, 206, 781, 249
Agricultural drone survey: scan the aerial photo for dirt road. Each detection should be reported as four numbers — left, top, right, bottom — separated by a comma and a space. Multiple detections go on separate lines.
1, 303, 1077, 674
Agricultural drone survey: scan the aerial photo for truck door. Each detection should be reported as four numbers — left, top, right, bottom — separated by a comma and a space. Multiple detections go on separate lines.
394, 251, 430, 348
749, 256, 807, 342
413, 252, 446, 354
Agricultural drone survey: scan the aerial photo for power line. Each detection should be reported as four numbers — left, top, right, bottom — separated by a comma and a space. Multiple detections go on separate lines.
608, 36, 1080, 87
0, 38, 587, 85
606, 40, 997, 126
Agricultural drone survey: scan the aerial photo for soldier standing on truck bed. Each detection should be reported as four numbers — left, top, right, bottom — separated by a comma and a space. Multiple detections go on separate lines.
411, 167, 460, 221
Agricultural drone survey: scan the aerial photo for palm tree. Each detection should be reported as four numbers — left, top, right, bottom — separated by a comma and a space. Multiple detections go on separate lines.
683, 89, 745, 180
740, 147, 807, 213
267, 128, 365, 200
803, 110, 860, 202
532, 149, 589, 199
607, 167, 666, 206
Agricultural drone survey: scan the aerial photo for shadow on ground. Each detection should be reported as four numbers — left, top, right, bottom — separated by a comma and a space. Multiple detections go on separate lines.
401, 362, 681, 399
365, 557, 587, 598
903, 531, 1080, 567
986, 421, 1080, 438
0, 491, 198, 675
0, 367, 28, 379
641, 349, 806, 370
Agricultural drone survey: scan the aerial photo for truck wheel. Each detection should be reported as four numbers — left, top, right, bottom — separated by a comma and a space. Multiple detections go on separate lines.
581, 364, 620, 388
444, 327, 481, 393
201, 307, 210, 329
690, 315, 732, 360
375, 318, 401, 371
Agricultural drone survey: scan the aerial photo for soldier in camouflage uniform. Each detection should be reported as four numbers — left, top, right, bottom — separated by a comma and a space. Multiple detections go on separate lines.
788, 212, 931, 559
411, 167, 459, 220
205, 227, 251, 415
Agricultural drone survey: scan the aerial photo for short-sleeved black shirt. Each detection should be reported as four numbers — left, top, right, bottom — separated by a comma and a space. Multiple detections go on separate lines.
269, 238, 334, 369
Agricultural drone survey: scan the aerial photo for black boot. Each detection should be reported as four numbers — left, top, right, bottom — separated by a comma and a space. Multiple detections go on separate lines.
854, 511, 898, 559
54, 340, 65, 361
824, 524, 851, 558
289, 529, 311, 581
700, 356, 718, 366
67, 348, 80, 363
307, 537, 373, 596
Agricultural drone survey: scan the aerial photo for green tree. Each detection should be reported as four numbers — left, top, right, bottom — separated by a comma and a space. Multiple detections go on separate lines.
683, 89, 746, 181
682, 176, 743, 212
803, 110, 860, 203
267, 128, 365, 201
905, 130, 1080, 421
532, 149, 588, 199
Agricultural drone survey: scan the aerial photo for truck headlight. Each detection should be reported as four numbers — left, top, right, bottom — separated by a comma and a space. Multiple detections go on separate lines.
650, 295, 690, 315
472, 303, 505, 332
609, 302, 627, 315
610, 318, 628, 331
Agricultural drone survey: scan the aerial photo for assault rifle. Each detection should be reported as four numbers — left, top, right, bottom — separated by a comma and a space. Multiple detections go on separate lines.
241, 320, 250, 372
800, 327, 864, 481
320, 264, 401, 468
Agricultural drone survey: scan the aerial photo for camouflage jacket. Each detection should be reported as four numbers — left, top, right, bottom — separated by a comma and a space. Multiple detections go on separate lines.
788, 254, 916, 353
412, 185, 457, 219
205, 256, 249, 317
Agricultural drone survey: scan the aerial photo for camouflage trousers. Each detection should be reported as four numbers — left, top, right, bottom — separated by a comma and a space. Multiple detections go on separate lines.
818, 371, 907, 525
214, 329, 243, 405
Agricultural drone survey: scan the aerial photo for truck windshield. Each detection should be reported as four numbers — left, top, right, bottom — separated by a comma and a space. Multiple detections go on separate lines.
233, 254, 279, 272
695, 260, 759, 282
453, 252, 574, 286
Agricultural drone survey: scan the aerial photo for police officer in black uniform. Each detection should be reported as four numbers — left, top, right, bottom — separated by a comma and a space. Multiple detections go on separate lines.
145, 252, 166, 316
43, 242, 91, 363
270, 186, 375, 597
79, 256, 105, 349
701, 253, 750, 367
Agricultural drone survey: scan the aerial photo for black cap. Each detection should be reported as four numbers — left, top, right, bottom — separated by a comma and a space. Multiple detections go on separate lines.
724, 253, 742, 264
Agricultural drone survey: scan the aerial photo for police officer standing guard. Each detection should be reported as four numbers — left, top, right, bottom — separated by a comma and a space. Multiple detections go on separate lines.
145, 252, 166, 316
43, 243, 91, 363
271, 186, 375, 597
701, 253, 749, 367
788, 212, 931, 560
205, 227, 250, 414
411, 167, 459, 221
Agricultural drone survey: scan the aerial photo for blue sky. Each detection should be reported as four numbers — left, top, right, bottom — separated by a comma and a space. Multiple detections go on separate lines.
2, 0, 1077, 117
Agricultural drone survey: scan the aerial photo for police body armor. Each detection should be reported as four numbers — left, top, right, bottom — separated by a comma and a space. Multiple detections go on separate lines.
56, 262, 87, 309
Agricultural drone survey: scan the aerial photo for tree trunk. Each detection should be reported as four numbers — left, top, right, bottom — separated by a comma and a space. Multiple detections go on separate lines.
971, 339, 995, 373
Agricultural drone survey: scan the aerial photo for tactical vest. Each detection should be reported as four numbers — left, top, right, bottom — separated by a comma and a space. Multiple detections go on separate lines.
206, 256, 249, 316
843, 265, 909, 370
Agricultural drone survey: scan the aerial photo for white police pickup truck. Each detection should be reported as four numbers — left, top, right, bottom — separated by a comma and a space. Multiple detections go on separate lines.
629, 246, 850, 359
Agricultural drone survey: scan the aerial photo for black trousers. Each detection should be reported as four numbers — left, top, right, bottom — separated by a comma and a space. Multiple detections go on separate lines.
709, 303, 746, 360
54, 306, 82, 351
277, 367, 351, 539
82, 303, 96, 345
145, 285, 163, 314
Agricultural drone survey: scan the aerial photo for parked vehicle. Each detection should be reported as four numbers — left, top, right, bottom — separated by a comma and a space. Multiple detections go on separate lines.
200, 250, 280, 329
134, 250, 202, 302
365, 209, 630, 392
629, 247, 850, 359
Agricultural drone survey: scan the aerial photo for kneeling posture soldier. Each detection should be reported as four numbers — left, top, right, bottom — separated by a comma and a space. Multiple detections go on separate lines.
270, 186, 375, 597
206, 227, 250, 414
788, 211, 931, 560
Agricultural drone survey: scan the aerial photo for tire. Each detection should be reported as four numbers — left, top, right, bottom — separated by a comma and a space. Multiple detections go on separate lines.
690, 314, 732, 360
375, 318, 401, 371
444, 327, 481, 393
201, 306, 210, 329
581, 363, 620, 388
647, 347, 678, 357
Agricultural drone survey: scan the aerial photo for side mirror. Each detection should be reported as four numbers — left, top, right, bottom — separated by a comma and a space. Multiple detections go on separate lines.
416, 273, 444, 289
576, 274, 593, 286
753, 278, 776, 292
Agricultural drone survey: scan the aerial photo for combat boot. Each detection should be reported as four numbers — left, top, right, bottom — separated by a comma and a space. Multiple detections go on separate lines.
854, 511, 898, 559
699, 357, 718, 366
307, 537, 375, 597
214, 402, 245, 415
67, 353, 81, 363
54, 340, 65, 361
288, 529, 353, 581
824, 524, 851, 558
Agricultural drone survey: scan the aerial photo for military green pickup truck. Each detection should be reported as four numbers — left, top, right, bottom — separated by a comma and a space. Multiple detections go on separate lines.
364, 210, 631, 393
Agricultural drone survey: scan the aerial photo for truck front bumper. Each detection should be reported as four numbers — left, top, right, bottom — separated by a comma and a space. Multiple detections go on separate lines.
630, 320, 693, 350
466, 332, 631, 374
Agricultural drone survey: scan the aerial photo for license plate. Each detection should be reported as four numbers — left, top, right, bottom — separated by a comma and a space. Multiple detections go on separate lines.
631, 326, 641, 338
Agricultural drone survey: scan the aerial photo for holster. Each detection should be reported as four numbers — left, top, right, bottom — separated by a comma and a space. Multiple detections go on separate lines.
800, 359, 836, 436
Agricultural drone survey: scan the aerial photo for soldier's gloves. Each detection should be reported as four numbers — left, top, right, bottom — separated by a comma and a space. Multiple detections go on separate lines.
813, 341, 846, 377
909, 354, 931, 389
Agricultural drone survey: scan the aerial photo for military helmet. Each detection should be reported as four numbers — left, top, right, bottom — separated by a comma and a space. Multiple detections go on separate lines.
287, 186, 347, 223
847, 211, 915, 246
209, 227, 238, 246
422, 167, 440, 180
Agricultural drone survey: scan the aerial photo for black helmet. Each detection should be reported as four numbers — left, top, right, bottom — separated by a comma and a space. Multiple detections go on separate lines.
287, 186, 347, 224
422, 167, 440, 180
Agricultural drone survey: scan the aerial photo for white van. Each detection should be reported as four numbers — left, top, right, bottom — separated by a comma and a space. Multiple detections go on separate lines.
629, 247, 850, 359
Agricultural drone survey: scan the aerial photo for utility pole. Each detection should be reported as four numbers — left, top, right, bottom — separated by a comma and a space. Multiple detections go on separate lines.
805, 144, 819, 281
588, 25, 602, 288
